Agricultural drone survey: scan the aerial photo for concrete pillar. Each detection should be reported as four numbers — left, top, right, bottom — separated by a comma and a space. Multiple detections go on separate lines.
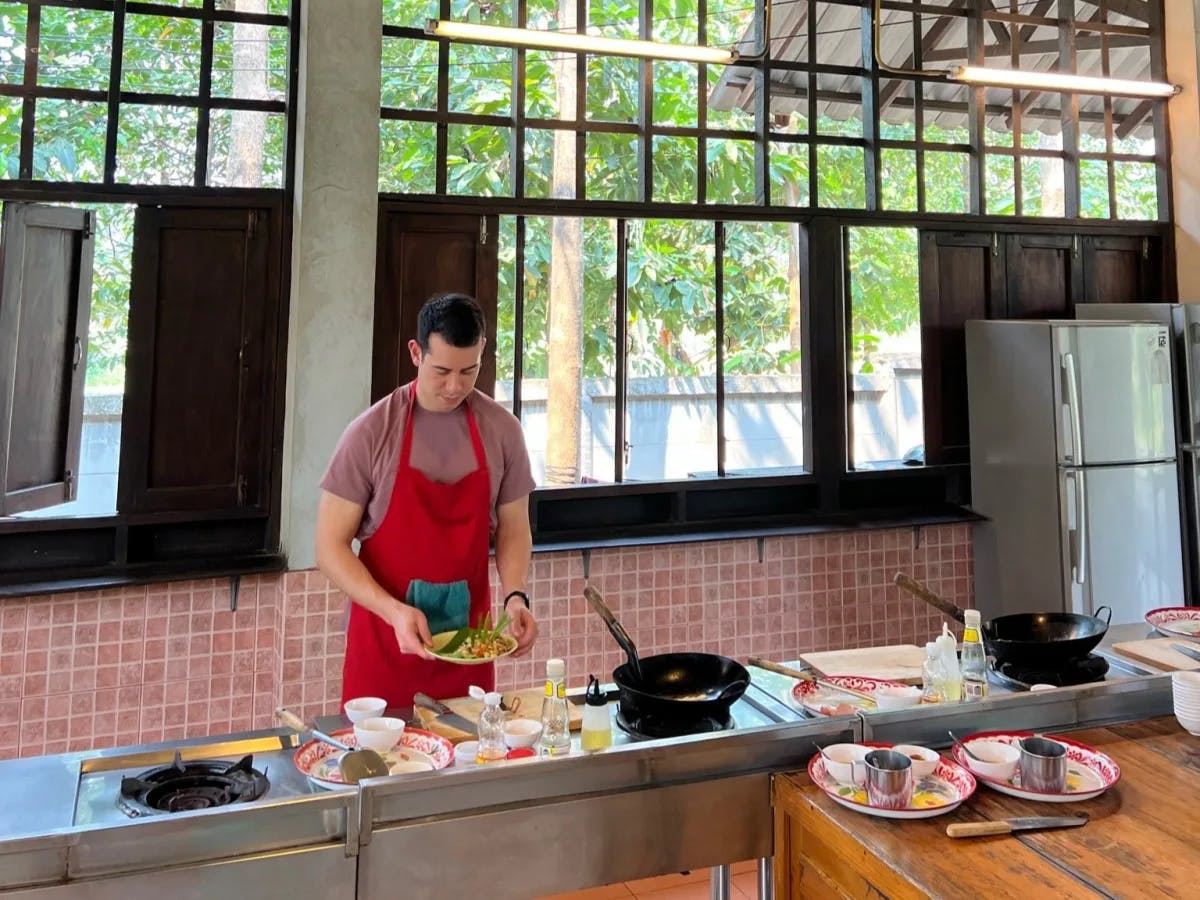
1167, 1, 1200, 296
279, 0, 382, 568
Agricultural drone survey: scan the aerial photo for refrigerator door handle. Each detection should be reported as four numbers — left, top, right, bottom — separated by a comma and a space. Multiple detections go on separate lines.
1062, 351, 1084, 465
1069, 469, 1088, 586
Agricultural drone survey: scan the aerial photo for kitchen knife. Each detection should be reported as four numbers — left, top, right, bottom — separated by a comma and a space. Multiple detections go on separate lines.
413, 692, 478, 736
1171, 642, 1200, 664
946, 815, 1088, 838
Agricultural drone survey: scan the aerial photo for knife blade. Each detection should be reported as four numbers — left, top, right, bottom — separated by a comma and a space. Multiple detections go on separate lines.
1171, 642, 1200, 664
946, 815, 1088, 839
412, 692, 478, 736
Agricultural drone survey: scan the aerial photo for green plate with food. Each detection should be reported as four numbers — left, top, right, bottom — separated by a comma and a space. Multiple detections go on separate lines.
430, 614, 518, 664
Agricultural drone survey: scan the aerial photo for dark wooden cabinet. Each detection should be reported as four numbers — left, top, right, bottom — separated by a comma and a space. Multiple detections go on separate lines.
1079, 234, 1163, 303
118, 204, 282, 514
372, 209, 498, 402
0, 203, 95, 515
1005, 233, 1082, 319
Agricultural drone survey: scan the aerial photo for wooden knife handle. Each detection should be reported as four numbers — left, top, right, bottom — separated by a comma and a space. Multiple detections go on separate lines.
894, 573, 967, 624
946, 821, 1015, 838
275, 707, 307, 733
748, 657, 815, 681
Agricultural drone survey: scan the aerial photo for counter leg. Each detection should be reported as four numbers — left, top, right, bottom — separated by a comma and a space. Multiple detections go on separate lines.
756, 857, 774, 899
709, 863, 731, 900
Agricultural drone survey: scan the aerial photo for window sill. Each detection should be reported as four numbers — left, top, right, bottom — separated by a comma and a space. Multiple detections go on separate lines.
0, 554, 286, 599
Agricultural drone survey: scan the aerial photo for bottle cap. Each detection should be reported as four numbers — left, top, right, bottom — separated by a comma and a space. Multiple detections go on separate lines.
546, 658, 565, 679
964, 609, 982, 628
585, 674, 607, 706
483, 691, 502, 707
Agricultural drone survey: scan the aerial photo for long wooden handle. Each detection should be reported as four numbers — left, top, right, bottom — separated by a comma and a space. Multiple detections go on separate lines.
583, 586, 616, 624
946, 821, 1015, 838
275, 707, 307, 733
894, 573, 966, 624
747, 657, 877, 705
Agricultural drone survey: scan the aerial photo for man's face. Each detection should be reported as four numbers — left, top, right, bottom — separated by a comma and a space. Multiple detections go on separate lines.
408, 333, 485, 411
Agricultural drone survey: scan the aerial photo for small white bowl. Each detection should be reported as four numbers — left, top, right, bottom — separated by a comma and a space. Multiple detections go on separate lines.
344, 696, 387, 723
963, 740, 1020, 782
454, 740, 479, 766
353, 716, 406, 752
871, 685, 923, 710
819, 743, 870, 786
892, 744, 939, 778
503, 718, 544, 749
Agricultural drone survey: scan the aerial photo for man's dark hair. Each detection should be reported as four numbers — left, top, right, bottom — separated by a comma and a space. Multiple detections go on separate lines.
416, 293, 486, 352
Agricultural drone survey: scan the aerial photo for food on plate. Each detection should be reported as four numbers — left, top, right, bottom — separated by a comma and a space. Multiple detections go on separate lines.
433, 614, 516, 660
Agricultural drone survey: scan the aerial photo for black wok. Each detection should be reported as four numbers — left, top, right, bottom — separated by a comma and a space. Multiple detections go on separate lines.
584, 586, 750, 721
895, 573, 1112, 667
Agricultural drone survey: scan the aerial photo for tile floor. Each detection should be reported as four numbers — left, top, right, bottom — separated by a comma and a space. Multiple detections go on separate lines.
541, 860, 761, 900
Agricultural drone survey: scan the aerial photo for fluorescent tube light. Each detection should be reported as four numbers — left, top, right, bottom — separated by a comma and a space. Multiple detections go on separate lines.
950, 65, 1180, 99
426, 19, 739, 65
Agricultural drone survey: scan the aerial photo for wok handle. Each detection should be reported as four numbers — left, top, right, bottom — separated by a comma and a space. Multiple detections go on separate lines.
894, 573, 967, 624
583, 586, 643, 681
1094, 605, 1112, 625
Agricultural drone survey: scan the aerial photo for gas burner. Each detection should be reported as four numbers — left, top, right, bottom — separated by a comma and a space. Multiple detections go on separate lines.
615, 708, 734, 741
988, 654, 1109, 691
118, 753, 270, 817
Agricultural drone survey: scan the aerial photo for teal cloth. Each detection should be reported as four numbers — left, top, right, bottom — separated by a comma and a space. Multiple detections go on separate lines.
406, 578, 471, 637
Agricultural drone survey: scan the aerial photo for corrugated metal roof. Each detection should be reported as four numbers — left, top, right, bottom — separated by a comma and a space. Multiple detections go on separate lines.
709, 1, 1158, 142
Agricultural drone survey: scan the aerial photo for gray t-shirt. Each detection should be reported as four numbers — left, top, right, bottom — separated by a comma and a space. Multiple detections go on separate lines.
320, 384, 535, 541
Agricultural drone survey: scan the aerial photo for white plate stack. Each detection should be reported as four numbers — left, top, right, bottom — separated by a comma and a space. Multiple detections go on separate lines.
1172, 670, 1200, 736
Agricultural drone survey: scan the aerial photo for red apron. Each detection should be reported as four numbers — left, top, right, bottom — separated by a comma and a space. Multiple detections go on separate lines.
341, 383, 494, 706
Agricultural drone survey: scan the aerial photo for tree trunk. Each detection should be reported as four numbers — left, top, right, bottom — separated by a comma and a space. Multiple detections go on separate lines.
544, 1, 584, 485
226, 0, 268, 186
784, 180, 803, 376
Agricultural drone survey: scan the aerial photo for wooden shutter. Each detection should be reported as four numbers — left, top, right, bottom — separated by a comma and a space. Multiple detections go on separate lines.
0, 203, 95, 515
1005, 233, 1082, 319
372, 210, 499, 402
118, 205, 279, 513
1079, 235, 1163, 303
918, 231, 1007, 466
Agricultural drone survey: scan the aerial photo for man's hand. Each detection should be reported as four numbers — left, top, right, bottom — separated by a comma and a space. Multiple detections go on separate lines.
505, 597, 538, 657
389, 603, 435, 659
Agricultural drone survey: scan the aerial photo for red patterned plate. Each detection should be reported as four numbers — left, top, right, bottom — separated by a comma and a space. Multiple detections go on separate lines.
790, 676, 907, 716
1146, 607, 1200, 640
807, 742, 976, 820
294, 728, 454, 790
951, 730, 1120, 802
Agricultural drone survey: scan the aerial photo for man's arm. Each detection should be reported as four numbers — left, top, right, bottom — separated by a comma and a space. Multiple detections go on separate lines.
314, 490, 434, 658
495, 495, 537, 656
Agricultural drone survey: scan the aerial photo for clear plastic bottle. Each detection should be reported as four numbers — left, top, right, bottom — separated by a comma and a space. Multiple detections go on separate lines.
936, 622, 963, 702
538, 658, 572, 756
580, 674, 612, 752
920, 641, 945, 704
468, 686, 507, 763
961, 609, 989, 701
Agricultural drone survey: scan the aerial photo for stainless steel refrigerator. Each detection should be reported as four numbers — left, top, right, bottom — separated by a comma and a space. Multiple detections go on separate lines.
965, 319, 1185, 625
1083, 303, 1200, 607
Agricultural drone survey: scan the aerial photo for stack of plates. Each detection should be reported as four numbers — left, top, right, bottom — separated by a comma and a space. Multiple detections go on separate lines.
1172, 670, 1200, 735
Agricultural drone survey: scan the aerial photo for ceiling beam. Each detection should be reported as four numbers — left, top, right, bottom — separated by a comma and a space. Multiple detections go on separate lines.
1114, 99, 1153, 139
877, 0, 968, 114
923, 32, 1148, 63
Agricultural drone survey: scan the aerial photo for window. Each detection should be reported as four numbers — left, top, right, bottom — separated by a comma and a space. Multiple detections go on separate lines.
0, 2, 295, 588
374, 1, 1170, 541
0, 1, 289, 187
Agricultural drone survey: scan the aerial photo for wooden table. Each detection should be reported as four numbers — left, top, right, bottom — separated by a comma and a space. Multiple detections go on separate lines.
773, 717, 1199, 899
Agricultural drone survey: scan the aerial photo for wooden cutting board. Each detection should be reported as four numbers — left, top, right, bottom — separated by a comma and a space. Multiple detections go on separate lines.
413, 687, 583, 744
1110, 638, 1200, 672
794, 644, 926, 685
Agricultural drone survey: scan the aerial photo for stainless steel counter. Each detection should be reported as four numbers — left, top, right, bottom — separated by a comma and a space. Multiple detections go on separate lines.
0, 652, 1178, 898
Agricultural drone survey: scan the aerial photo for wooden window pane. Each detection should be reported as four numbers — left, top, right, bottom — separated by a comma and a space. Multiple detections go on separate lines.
985, 153, 1015, 215
706, 138, 756, 205
448, 44, 512, 116
121, 15, 202, 95
0, 3, 27, 85
379, 119, 437, 193
446, 124, 512, 197
211, 21, 289, 101
880, 148, 917, 212
115, 105, 198, 186
32, 99, 107, 182
769, 141, 809, 207
652, 135, 697, 204
37, 6, 111, 90
652, 60, 698, 128
816, 144, 864, 208
207, 109, 286, 189
1079, 158, 1111, 219
585, 132, 638, 201
382, 37, 438, 111
1113, 160, 1158, 221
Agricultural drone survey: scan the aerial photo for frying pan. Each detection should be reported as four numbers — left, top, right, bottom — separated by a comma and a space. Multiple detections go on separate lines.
583, 586, 750, 721
894, 573, 1112, 667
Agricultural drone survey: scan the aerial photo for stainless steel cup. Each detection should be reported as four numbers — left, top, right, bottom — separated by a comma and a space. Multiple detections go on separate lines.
862, 749, 913, 809
1018, 736, 1067, 792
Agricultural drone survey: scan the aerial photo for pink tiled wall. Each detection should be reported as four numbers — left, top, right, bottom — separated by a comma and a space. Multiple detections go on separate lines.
0, 523, 969, 759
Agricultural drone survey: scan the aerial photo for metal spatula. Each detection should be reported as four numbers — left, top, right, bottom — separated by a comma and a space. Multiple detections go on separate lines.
275, 707, 390, 783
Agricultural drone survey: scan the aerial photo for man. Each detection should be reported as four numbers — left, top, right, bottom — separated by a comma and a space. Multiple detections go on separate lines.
316, 293, 538, 706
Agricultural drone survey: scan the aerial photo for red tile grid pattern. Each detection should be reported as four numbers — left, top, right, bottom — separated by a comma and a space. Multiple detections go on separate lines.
0, 523, 969, 759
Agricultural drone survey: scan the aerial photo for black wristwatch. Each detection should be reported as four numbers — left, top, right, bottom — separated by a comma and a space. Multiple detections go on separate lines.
504, 590, 530, 610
